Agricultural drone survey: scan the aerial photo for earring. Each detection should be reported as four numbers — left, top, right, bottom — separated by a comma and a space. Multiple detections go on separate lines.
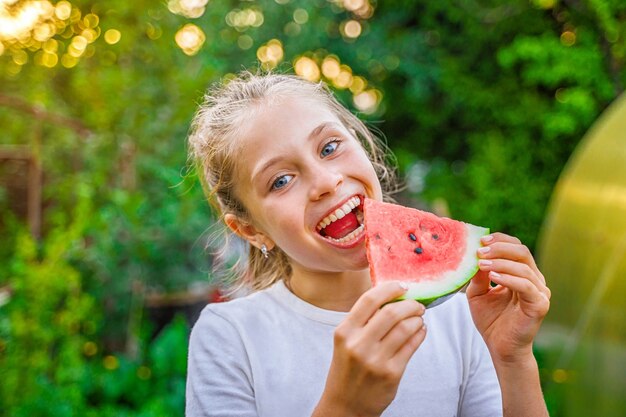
261, 244, 269, 259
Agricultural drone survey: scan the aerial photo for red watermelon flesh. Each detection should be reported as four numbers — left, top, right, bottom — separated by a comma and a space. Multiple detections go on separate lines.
363, 198, 489, 306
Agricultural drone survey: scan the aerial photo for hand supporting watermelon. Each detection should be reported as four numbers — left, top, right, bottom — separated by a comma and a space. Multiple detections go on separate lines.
466, 232, 551, 417
312, 282, 427, 417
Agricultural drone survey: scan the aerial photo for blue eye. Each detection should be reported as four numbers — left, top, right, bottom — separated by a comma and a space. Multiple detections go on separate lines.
321, 140, 339, 157
271, 174, 293, 190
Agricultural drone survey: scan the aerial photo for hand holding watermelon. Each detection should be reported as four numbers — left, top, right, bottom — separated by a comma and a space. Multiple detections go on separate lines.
313, 281, 426, 417
466, 232, 551, 364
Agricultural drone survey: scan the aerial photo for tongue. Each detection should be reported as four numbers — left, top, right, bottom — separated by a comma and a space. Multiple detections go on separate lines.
323, 212, 359, 239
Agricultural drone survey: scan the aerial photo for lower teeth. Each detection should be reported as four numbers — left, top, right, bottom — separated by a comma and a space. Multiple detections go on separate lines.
326, 224, 364, 243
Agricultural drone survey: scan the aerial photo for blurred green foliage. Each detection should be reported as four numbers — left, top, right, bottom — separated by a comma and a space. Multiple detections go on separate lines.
0, 187, 188, 415
1, 0, 625, 415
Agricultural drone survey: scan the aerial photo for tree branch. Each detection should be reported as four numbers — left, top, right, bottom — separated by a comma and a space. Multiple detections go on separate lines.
0, 93, 92, 137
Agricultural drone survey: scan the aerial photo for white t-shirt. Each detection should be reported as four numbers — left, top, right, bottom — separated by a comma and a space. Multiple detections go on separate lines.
186, 280, 502, 417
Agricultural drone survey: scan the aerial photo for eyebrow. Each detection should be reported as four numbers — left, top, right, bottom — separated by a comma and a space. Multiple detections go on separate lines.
251, 121, 343, 181
308, 121, 341, 141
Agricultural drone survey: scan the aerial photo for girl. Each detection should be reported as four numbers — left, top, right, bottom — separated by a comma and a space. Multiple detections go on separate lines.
185, 71, 551, 417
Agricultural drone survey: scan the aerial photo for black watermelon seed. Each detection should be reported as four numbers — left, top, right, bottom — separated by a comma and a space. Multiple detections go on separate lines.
414, 247, 423, 254
409, 233, 417, 241
375, 233, 381, 240
432, 234, 439, 240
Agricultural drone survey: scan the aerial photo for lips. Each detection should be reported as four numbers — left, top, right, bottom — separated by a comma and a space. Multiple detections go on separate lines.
316, 195, 365, 243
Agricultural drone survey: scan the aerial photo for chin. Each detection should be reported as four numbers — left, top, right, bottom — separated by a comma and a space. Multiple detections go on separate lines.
345, 251, 369, 271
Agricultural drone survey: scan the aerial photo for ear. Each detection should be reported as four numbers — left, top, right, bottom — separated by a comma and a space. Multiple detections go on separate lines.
224, 213, 275, 251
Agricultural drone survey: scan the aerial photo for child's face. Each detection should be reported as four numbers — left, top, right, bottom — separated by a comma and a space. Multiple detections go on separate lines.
233, 96, 383, 274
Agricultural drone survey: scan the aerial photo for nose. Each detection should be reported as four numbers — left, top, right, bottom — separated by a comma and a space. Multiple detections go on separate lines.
308, 167, 343, 201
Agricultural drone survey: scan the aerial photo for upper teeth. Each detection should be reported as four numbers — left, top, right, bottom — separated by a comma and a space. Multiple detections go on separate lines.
317, 196, 361, 231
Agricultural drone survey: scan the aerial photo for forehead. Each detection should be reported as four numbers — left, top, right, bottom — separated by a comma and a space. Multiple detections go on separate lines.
237, 96, 344, 156
243, 96, 339, 140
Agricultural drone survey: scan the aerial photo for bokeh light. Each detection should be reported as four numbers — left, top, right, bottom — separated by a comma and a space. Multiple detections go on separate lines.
561, 30, 576, 46
12, 49, 28, 65
237, 34, 253, 50
321, 56, 341, 79
293, 8, 308, 25
338, 0, 374, 19
257, 38, 283, 69
349, 75, 366, 94
54, 1, 71, 20
175, 23, 205, 56
61, 52, 78, 68
0, 0, 101, 69
103, 355, 119, 370
0, 0, 55, 42
294, 56, 320, 82
341, 19, 362, 39
225, 7, 264, 31
104, 29, 121, 45
146, 23, 162, 40
34, 49, 57, 67
307, 53, 377, 106
168, 0, 209, 19
83, 341, 98, 356
334, 65, 353, 89
284, 21, 301, 37
353, 88, 381, 114
555, 88, 568, 103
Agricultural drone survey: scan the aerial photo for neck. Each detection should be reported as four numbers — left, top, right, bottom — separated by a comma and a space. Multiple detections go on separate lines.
286, 266, 372, 312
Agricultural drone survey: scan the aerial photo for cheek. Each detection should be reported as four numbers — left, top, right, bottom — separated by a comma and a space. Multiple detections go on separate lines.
254, 202, 304, 243
353, 152, 383, 194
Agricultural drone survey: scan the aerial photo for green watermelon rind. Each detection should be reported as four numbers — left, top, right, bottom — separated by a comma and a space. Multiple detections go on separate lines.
396, 224, 490, 306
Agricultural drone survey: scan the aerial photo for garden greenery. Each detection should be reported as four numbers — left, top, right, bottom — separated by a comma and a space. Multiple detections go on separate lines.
1, 0, 625, 415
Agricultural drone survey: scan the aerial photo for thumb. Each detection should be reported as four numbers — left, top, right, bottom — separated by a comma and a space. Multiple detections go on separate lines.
466, 270, 491, 299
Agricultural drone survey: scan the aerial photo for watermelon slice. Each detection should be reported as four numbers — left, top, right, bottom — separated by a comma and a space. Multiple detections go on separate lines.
363, 198, 489, 307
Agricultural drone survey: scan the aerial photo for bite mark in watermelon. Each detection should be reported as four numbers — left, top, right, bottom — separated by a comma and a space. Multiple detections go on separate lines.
363, 199, 489, 307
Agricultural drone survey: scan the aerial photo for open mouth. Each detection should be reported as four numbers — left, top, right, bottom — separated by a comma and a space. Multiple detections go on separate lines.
316, 195, 365, 243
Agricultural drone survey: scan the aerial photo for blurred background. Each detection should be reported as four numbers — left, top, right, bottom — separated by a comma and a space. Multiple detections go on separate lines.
0, 0, 625, 416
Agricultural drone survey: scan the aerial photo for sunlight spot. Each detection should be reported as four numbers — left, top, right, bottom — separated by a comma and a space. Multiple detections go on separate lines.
104, 29, 121, 44
175, 23, 205, 56
294, 56, 320, 82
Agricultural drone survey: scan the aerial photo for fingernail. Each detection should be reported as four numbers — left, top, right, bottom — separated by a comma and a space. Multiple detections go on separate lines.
478, 246, 491, 254
398, 281, 409, 291
489, 271, 501, 279
481, 235, 494, 242
478, 259, 493, 267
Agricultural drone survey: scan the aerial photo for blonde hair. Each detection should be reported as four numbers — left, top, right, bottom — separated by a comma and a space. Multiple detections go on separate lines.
188, 71, 400, 293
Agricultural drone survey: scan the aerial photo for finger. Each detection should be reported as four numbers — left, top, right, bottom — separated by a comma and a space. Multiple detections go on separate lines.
477, 242, 544, 283
364, 299, 425, 342
481, 232, 521, 245
478, 259, 547, 294
478, 242, 533, 264
376, 315, 424, 357
488, 272, 550, 315
466, 269, 491, 298
390, 324, 427, 369
347, 281, 409, 327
